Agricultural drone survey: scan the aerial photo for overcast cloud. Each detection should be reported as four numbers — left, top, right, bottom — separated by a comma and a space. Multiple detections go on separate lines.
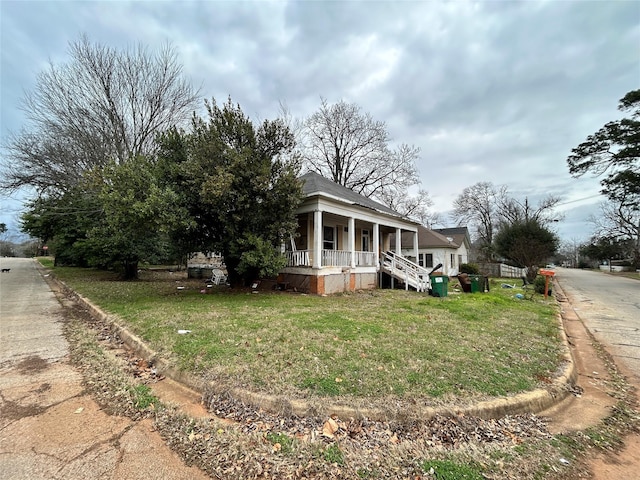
1, 0, 638, 243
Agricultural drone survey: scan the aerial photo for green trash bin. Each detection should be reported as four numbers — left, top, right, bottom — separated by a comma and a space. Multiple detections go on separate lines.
430, 274, 448, 297
469, 275, 482, 293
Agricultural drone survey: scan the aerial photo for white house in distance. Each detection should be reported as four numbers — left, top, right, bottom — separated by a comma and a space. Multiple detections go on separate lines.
396, 226, 471, 277
279, 172, 424, 295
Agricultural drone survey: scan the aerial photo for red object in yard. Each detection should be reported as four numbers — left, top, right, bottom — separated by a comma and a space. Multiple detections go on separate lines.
538, 268, 555, 298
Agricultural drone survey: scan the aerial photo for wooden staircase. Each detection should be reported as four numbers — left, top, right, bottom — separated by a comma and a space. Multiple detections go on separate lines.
380, 251, 431, 292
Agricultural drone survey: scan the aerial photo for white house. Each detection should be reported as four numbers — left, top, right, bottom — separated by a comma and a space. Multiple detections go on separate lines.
396, 226, 471, 277
278, 172, 424, 294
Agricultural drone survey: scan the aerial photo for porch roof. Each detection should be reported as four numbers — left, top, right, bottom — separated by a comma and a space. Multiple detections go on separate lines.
300, 171, 407, 219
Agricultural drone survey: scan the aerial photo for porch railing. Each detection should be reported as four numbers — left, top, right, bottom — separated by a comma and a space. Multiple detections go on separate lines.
285, 250, 312, 267
284, 249, 376, 268
322, 249, 351, 267
354, 251, 376, 267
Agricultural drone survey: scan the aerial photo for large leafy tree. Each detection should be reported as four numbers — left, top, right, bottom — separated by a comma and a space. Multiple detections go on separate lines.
85, 156, 189, 279
22, 156, 191, 277
579, 236, 626, 265
157, 98, 303, 286
567, 89, 640, 202
568, 89, 640, 267
494, 220, 559, 280
20, 186, 103, 267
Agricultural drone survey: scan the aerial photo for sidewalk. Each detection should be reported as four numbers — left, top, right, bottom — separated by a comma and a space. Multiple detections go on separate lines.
0, 257, 208, 480
552, 279, 640, 479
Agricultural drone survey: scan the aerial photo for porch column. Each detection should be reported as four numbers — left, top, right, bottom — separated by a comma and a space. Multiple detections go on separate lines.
348, 217, 355, 268
413, 231, 419, 265
395, 227, 402, 255
373, 223, 379, 267
313, 209, 322, 269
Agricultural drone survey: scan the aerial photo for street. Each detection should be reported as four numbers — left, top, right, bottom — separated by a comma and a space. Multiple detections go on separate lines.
0, 257, 208, 480
554, 267, 640, 386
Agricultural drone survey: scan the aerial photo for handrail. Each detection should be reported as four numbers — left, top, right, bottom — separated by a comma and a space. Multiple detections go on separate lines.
381, 251, 431, 292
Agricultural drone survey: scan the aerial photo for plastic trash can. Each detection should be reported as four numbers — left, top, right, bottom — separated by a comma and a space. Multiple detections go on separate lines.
469, 275, 482, 293
430, 275, 448, 297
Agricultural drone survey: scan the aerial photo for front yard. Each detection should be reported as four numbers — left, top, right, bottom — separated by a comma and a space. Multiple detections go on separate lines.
49, 265, 563, 412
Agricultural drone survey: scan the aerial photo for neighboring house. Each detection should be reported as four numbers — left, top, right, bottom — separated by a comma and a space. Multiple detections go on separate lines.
279, 172, 422, 294
395, 225, 471, 277
433, 227, 472, 274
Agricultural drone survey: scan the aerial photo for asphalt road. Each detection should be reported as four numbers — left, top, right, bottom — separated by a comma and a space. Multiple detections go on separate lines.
0, 257, 208, 480
554, 267, 640, 386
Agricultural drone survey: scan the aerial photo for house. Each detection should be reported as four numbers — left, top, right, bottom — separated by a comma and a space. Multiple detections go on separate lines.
279, 172, 424, 294
395, 225, 471, 277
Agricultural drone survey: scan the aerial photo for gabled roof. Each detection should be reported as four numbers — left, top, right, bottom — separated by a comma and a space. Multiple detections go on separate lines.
398, 225, 460, 249
300, 171, 406, 219
434, 227, 471, 248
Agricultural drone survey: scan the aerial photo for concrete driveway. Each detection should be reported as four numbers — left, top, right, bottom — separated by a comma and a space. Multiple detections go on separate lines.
0, 257, 208, 480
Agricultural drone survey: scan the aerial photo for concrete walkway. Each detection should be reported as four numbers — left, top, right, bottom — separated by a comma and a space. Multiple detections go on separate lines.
0, 257, 208, 480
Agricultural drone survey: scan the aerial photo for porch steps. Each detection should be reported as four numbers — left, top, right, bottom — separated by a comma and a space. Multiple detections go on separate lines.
380, 251, 430, 293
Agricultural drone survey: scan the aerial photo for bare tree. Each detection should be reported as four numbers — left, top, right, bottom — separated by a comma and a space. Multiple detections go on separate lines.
452, 182, 563, 260
377, 188, 442, 227
495, 192, 563, 227
299, 98, 429, 217
1, 35, 200, 194
451, 182, 499, 254
588, 195, 640, 267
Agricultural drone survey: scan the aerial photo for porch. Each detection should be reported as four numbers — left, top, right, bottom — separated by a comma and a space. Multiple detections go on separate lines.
285, 249, 376, 268
279, 208, 420, 294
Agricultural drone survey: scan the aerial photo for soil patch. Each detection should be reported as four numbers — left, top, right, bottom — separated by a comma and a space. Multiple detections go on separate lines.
15, 355, 50, 375
0, 397, 48, 421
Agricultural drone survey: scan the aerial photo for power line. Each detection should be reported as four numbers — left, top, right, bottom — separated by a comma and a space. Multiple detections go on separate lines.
555, 194, 602, 207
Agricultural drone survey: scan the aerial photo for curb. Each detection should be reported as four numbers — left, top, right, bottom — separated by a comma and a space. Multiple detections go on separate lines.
49, 267, 577, 422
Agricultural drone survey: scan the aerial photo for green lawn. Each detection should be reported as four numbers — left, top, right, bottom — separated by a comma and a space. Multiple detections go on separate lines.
49, 265, 562, 407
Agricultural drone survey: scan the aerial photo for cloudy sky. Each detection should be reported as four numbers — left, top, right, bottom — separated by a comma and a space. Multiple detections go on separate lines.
1, 0, 638, 243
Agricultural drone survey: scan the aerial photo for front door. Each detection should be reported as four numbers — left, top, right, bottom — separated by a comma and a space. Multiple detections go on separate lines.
362, 228, 370, 252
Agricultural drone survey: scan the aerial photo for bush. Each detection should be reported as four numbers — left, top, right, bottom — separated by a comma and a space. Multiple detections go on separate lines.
459, 263, 480, 274
533, 275, 552, 295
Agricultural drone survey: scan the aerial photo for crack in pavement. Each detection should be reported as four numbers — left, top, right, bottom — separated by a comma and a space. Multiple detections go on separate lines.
53, 423, 135, 476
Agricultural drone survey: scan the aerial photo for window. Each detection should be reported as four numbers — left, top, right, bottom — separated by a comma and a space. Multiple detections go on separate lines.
458, 255, 463, 266
451, 254, 456, 268
323, 226, 335, 250
421, 253, 433, 268
361, 229, 370, 252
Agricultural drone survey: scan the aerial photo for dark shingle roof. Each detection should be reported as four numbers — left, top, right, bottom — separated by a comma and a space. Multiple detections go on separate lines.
300, 171, 404, 218
397, 225, 460, 249
434, 227, 470, 247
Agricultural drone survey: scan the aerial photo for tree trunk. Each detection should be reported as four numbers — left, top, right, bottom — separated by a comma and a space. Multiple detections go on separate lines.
122, 260, 139, 280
